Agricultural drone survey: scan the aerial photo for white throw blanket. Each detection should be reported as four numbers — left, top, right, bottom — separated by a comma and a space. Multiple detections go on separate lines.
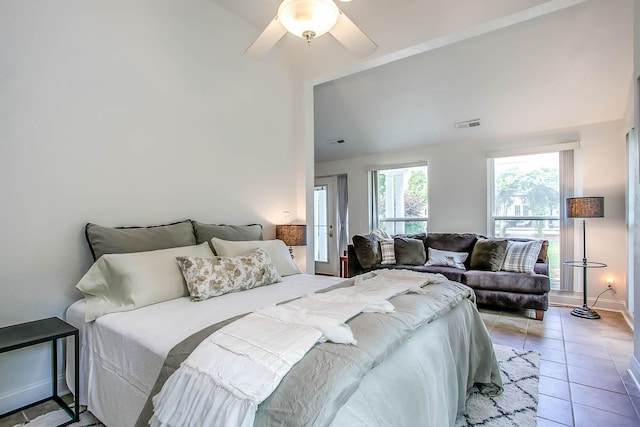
150, 271, 446, 427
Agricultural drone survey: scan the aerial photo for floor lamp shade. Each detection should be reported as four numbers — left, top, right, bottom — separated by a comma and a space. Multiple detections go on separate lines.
565, 196, 605, 320
567, 197, 604, 219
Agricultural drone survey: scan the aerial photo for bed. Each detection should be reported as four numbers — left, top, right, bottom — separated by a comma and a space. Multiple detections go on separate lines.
65, 221, 502, 426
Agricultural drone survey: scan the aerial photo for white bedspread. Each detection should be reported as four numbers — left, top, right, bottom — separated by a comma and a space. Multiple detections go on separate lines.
150, 271, 445, 427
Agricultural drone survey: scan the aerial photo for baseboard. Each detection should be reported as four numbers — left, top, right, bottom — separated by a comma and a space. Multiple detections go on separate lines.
629, 356, 640, 397
549, 291, 627, 313
0, 374, 69, 415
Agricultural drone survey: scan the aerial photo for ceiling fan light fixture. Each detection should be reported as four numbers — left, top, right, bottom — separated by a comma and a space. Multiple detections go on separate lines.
278, 0, 340, 41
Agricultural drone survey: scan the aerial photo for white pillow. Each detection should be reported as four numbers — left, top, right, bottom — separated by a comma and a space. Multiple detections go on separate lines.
501, 240, 543, 273
76, 242, 213, 321
176, 248, 281, 301
425, 247, 468, 270
211, 238, 301, 276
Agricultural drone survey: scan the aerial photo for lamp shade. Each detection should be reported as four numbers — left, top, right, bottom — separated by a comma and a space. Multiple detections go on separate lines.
278, 0, 340, 40
276, 224, 307, 246
567, 197, 604, 218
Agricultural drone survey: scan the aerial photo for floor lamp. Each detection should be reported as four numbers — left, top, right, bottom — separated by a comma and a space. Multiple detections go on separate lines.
566, 196, 605, 320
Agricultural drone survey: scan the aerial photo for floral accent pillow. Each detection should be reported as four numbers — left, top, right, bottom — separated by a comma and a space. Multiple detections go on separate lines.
176, 248, 282, 301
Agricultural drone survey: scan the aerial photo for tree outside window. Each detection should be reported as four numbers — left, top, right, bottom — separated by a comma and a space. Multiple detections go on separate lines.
373, 165, 428, 234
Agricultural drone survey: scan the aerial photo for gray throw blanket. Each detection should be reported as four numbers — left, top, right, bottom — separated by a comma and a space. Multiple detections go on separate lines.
136, 275, 502, 426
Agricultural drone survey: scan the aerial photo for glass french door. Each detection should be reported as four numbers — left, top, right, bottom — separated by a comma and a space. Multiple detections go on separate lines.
314, 177, 338, 275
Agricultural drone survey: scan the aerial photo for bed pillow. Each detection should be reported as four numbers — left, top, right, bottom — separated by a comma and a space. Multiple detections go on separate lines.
192, 221, 263, 245
76, 242, 213, 321
394, 237, 426, 265
85, 220, 196, 261
470, 239, 508, 271
380, 239, 396, 265
501, 240, 543, 273
425, 248, 468, 270
210, 238, 301, 276
176, 249, 281, 301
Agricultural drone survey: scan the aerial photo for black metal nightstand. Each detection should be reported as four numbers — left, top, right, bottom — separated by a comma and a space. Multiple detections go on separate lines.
0, 317, 79, 426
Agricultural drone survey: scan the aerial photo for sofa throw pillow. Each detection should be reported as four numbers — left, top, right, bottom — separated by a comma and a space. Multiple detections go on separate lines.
501, 240, 543, 273
210, 238, 301, 276
380, 239, 396, 264
352, 234, 382, 269
425, 247, 468, 270
470, 239, 508, 271
76, 242, 214, 321
176, 248, 281, 301
394, 237, 426, 265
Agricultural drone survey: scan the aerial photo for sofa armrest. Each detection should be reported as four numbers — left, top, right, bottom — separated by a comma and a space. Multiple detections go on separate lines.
347, 244, 364, 277
534, 260, 549, 276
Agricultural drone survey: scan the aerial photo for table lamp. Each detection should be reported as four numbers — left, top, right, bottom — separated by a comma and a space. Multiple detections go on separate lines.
276, 224, 307, 259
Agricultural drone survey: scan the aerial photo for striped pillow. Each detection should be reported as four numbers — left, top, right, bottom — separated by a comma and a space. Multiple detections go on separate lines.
501, 240, 543, 273
380, 239, 396, 265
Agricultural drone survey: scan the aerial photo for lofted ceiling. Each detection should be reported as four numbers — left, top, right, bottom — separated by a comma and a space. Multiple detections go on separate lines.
214, 0, 633, 163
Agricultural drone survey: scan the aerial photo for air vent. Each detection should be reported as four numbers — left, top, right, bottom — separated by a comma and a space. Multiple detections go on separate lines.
327, 138, 347, 146
454, 119, 481, 130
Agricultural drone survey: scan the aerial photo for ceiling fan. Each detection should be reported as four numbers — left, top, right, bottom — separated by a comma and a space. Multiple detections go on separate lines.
245, 0, 378, 57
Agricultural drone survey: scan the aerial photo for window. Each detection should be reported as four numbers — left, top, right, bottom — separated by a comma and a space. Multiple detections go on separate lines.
491, 153, 560, 284
370, 164, 428, 234
490, 152, 571, 289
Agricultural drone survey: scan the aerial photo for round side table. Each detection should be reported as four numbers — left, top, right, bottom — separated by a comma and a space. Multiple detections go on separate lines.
563, 260, 607, 319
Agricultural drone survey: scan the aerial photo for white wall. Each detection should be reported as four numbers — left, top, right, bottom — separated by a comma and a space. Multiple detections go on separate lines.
0, 0, 304, 411
316, 120, 627, 306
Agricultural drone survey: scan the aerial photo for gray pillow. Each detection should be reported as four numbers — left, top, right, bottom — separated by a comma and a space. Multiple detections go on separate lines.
470, 239, 508, 271
85, 220, 196, 261
352, 234, 382, 269
193, 221, 263, 245
394, 237, 426, 265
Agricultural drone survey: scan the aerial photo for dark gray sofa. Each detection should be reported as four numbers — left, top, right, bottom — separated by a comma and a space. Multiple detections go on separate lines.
347, 232, 550, 320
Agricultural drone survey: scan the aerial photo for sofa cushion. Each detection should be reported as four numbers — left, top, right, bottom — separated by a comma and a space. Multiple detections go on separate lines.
352, 234, 382, 269
425, 248, 468, 269
463, 270, 550, 294
501, 240, 543, 273
394, 237, 426, 265
426, 233, 478, 268
380, 240, 396, 265
507, 237, 549, 262
470, 239, 508, 271
410, 265, 465, 283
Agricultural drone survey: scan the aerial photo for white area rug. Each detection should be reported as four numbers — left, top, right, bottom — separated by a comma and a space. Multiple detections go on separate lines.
456, 344, 540, 427
16, 344, 539, 427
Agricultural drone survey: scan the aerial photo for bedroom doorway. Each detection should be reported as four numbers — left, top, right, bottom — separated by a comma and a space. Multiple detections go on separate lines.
314, 176, 339, 275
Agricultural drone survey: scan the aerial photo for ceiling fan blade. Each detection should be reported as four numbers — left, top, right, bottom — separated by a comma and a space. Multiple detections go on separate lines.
329, 12, 378, 57
245, 17, 287, 56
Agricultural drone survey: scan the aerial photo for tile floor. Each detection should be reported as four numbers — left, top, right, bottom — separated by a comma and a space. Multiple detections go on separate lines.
481, 305, 639, 426
0, 305, 637, 427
